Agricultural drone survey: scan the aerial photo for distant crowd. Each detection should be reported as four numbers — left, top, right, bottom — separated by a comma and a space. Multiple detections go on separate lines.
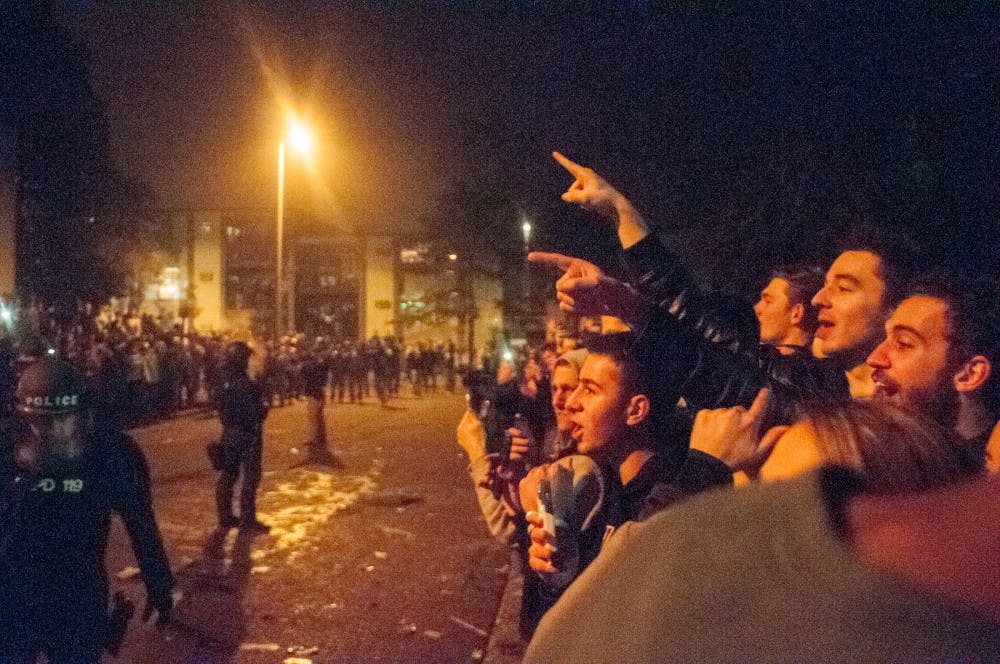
0, 298, 466, 429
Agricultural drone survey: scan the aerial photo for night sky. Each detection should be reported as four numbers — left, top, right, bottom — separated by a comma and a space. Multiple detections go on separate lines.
43, 3, 1000, 291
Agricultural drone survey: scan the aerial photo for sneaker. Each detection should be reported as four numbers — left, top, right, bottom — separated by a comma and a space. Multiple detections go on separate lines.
240, 519, 271, 533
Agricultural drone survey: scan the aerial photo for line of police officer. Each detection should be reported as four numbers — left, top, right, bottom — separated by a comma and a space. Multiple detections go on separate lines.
260, 337, 459, 406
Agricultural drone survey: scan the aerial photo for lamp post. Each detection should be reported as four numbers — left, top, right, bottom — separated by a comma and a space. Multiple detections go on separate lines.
520, 216, 533, 338
275, 119, 312, 340
275, 142, 285, 339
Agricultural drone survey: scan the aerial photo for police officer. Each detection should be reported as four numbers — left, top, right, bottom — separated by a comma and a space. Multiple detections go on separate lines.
213, 342, 270, 532
300, 346, 341, 467
0, 357, 173, 662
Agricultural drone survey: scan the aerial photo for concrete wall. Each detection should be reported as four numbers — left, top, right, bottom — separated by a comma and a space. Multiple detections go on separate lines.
362, 235, 395, 338
185, 211, 224, 331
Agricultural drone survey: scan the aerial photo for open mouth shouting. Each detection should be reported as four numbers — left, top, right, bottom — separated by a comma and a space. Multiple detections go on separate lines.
871, 371, 899, 400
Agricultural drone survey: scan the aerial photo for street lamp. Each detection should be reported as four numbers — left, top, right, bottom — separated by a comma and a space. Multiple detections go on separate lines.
520, 215, 533, 339
275, 117, 313, 339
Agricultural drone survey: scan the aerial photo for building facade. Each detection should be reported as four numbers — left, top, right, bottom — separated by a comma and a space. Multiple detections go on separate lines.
158, 210, 502, 359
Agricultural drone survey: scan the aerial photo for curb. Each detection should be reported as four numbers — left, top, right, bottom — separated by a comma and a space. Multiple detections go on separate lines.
483, 550, 529, 664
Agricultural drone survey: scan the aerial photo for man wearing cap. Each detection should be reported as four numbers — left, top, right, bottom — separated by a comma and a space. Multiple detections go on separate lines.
0, 357, 173, 662
213, 341, 270, 532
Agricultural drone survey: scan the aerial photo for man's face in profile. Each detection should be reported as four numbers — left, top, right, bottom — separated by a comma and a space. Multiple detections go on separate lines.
551, 364, 580, 434
754, 277, 797, 345
566, 354, 628, 458
867, 295, 955, 420
812, 250, 887, 362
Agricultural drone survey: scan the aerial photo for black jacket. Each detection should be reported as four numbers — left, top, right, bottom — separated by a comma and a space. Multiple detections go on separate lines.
623, 234, 849, 420
215, 371, 268, 429
0, 431, 172, 652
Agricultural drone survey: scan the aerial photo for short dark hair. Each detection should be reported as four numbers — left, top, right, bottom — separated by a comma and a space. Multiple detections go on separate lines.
770, 264, 824, 334
581, 331, 689, 466
907, 273, 1000, 417
839, 227, 917, 311
580, 331, 644, 398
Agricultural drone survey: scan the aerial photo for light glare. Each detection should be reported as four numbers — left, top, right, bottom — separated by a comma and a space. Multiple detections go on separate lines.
288, 120, 312, 155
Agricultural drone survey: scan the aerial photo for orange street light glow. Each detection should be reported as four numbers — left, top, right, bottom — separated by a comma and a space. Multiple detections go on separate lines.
287, 119, 312, 156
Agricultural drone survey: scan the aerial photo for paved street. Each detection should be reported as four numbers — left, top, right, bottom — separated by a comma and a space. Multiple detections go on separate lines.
103, 390, 512, 663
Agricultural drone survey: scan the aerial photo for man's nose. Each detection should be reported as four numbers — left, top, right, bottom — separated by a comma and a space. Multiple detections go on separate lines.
811, 286, 830, 308
565, 386, 583, 411
866, 340, 891, 369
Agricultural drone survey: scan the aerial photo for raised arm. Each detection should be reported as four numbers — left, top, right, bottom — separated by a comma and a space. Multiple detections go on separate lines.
456, 410, 518, 543
553, 151, 651, 250
527, 251, 648, 325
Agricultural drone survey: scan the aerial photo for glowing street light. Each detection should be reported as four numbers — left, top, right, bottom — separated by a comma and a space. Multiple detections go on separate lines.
521, 218, 532, 252
276, 116, 313, 338
287, 120, 313, 156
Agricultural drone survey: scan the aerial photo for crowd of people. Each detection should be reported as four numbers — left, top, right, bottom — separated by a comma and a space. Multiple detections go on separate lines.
0, 294, 468, 661
0, 297, 464, 428
456, 152, 1000, 660
1, 147, 998, 660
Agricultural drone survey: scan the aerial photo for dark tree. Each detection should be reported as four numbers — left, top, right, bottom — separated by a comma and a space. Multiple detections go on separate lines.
0, 1, 159, 308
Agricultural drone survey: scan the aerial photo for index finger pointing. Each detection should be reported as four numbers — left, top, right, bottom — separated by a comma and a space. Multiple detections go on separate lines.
528, 251, 574, 271
552, 151, 584, 177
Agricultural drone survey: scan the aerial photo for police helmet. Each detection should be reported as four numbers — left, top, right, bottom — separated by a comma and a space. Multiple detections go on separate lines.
15, 358, 84, 415
225, 341, 253, 369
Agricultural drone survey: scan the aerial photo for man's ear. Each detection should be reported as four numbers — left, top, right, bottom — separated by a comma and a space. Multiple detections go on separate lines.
954, 356, 991, 394
625, 394, 650, 427
789, 302, 804, 326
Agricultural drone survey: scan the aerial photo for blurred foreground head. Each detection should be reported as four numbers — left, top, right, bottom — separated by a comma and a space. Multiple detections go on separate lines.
760, 400, 980, 491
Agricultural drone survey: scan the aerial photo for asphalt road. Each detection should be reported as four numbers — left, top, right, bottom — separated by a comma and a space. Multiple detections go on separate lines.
102, 390, 511, 663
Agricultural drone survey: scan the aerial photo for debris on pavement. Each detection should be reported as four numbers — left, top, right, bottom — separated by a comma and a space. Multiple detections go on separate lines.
398, 619, 417, 634
283, 658, 312, 664
374, 550, 388, 559
239, 642, 281, 651
252, 566, 270, 574
449, 616, 488, 637
287, 645, 319, 656
471, 649, 484, 661
359, 490, 423, 507
423, 630, 442, 639
116, 566, 140, 581
377, 525, 415, 540
255, 469, 379, 562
